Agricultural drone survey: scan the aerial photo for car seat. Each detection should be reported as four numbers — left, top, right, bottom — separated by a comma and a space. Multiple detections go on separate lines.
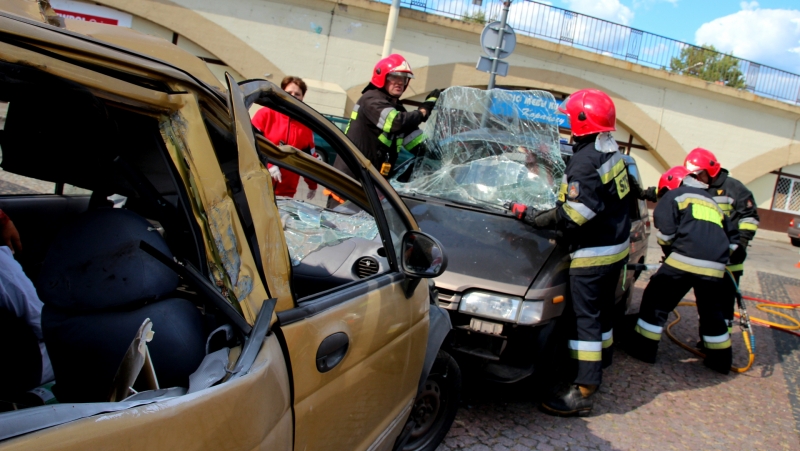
39, 209, 206, 403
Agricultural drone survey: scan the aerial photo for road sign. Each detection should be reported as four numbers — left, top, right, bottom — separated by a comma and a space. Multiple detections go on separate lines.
480, 21, 516, 59
476, 56, 509, 77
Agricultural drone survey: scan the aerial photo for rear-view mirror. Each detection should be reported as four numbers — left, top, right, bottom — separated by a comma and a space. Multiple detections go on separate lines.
400, 231, 447, 278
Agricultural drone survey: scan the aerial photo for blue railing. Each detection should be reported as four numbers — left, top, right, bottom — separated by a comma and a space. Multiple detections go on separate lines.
380, 0, 800, 105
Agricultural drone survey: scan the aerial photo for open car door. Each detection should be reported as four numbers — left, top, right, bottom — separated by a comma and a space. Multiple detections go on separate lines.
234, 79, 432, 451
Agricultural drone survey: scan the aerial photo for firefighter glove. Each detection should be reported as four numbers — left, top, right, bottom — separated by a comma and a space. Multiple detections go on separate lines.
642, 186, 658, 203
419, 88, 443, 120
532, 208, 558, 229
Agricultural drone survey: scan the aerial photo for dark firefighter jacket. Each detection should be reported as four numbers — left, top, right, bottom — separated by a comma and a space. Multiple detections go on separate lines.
706, 169, 759, 242
654, 183, 739, 279
335, 87, 427, 178
524, 139, 631, 275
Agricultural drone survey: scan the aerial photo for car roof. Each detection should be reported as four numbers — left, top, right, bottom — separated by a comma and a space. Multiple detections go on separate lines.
0, 0, 225, 93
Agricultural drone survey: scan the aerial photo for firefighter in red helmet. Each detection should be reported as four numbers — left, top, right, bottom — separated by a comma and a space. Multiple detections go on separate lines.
509, 89, 631, 416
331, 54, 441, 187
684, 147, 759, 347
626, 166, 738, 374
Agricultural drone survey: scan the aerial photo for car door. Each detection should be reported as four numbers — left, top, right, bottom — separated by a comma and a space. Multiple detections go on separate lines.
233, 80, 431, 451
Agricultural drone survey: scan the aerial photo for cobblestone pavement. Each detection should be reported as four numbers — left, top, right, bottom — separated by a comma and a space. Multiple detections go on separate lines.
438, 236, 800, 451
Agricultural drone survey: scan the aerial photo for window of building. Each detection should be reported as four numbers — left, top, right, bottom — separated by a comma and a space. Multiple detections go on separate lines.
772, 175, 800, 213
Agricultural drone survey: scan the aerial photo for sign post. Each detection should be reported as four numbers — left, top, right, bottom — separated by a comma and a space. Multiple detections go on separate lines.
476, 1, 514, 90
476, 1, 514, 128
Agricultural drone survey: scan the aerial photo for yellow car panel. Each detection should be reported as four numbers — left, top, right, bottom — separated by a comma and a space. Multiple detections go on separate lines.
0, 336, 292, 451
281, 279, 429, 451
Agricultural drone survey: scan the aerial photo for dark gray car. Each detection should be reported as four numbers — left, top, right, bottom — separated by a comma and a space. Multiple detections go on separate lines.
390, 87, 649, 382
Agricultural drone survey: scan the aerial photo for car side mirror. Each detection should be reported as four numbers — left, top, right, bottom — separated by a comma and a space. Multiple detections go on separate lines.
400, 231, 447, 278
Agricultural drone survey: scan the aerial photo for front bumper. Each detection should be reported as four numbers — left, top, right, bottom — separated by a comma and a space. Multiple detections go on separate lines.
437, 285, 566, 382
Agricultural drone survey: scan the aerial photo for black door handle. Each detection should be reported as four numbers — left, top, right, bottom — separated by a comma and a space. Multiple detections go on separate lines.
316, 332, 349, 373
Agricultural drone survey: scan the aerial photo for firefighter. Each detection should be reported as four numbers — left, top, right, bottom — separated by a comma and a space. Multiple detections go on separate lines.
332, 54, 440, 183
510, 89, 631, 416
684, 148, 758, 337
626, 166, 739, 374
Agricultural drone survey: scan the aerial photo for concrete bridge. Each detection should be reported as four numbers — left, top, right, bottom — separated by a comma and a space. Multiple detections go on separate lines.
57, 0, 800, 230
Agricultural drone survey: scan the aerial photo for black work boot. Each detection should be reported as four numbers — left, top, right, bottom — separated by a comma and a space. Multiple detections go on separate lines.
703, 347, 732, 375
625, 336, 658, 364
540, 384, 595, 417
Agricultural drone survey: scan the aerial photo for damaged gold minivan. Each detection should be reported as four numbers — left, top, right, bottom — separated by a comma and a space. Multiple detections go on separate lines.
0, 2, 459, 450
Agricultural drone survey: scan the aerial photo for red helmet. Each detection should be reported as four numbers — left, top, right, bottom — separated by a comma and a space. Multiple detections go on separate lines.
658, 166, 690, 193
370, 54, 414, 89
558, 89, 616, 137
684, 147, 721, 178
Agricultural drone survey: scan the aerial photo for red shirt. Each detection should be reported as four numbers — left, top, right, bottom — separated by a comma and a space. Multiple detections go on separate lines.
251, 107, 317, 197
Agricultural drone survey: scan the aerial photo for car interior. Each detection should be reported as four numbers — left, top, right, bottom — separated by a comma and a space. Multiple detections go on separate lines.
0, 62, 301, 438
248, 115, 394, 300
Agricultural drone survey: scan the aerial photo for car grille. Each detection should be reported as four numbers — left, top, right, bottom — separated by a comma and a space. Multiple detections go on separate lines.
354, 257, 379, 279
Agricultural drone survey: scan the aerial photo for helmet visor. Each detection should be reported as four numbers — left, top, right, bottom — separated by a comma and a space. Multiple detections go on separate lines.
387, 71, 414, 80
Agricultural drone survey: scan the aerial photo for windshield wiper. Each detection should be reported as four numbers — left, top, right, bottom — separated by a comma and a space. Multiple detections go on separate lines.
406, 192, 504, 212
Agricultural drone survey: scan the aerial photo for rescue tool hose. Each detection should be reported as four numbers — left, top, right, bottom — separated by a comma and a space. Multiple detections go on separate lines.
663, 269, 800, 373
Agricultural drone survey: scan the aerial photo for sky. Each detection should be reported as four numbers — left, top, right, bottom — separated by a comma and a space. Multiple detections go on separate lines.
541, 0, 800, 74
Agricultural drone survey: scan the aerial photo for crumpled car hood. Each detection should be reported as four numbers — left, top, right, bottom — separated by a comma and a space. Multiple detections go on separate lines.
404, 197, 556, 297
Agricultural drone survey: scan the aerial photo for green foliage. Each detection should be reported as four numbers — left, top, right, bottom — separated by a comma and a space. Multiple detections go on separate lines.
669, 44, 746, 89
462, 9, 488, 24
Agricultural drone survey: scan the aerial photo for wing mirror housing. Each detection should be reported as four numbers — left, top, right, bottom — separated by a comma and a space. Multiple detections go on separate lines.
400, 231, 447, 279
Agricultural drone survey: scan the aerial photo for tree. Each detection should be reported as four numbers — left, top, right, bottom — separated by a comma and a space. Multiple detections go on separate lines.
669, 44, 746, 89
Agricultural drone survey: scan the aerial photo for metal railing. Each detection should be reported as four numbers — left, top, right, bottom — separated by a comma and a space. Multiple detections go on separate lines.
379, 0, 800, 104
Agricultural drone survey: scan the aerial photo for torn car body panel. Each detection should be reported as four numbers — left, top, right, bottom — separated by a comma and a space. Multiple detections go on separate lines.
162, 95, 271, 322
226, 73, 293, 314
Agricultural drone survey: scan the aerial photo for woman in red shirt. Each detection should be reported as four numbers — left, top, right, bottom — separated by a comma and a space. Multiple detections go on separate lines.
251, 76, 319, 199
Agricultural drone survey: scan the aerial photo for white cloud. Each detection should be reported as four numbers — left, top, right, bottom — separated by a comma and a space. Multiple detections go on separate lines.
740, 1, 759, 11
564, 0, 634, 25
695, 3, 800, 74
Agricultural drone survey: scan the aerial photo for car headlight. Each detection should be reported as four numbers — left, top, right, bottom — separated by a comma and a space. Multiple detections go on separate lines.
518, 300, 544, 325
459, 291, 522, 322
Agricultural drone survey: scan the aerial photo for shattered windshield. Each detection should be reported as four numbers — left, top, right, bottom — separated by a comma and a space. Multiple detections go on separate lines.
391, 87, 565, 211
277, 199, 379, 266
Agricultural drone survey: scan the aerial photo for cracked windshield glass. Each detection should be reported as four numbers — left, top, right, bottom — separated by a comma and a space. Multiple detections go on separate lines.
391, 86, 565, 211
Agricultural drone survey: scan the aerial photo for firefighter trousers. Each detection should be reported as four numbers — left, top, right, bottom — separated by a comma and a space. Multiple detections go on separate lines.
629, 264, 732, 373
566, 269, 619, 387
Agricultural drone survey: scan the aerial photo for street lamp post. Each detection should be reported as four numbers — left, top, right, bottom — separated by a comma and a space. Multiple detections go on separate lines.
382, 0, 401, 58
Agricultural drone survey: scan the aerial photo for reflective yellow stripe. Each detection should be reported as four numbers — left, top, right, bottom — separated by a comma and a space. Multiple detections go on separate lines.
691, 204, 723, 227
378, 133, 392, 147
404, 132, 426, 150
602, 331, 613, 349
704, 339, 732, 350
726, 263, 744, 272
562, 202, 590, 225
570, 246, 629, 269
677, 197, 720, 212
657, 238, 671, 246
350, 111, 358, 120
635, 324, 661, 341
718, 204, 733, 211
598, 157, 626, 184
570, 350, 602, 361
665, 255, 724, 278
739, 223, 758, 231
383, 109, 399, 133
558, 183, 567, 202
